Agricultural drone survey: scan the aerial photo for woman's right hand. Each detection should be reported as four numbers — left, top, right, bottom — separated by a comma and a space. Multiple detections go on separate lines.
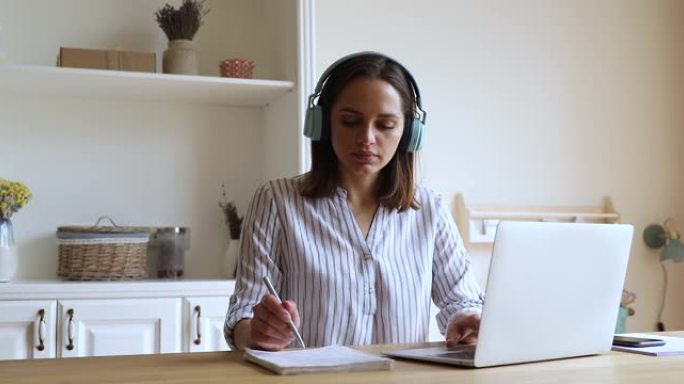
250, 294, 301, 351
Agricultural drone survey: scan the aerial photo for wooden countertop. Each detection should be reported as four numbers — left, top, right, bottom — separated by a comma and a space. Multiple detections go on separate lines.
1, 335, 683, 384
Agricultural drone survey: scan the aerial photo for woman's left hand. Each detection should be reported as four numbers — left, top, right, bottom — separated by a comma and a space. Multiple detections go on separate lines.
446, 312, 481, 348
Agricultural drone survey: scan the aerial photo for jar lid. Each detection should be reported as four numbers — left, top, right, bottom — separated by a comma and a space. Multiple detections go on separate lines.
57, 225, 152, 235
154, 227, 188, 234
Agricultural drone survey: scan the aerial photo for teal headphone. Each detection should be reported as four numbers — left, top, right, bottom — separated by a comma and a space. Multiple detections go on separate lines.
303, 52, 427, 152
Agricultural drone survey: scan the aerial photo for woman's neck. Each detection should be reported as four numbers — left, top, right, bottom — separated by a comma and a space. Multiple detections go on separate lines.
339, 172, 380, 238
339, 173, 379, 208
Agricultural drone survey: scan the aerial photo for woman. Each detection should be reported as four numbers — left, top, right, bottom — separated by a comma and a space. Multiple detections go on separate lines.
224, 52, 483, 351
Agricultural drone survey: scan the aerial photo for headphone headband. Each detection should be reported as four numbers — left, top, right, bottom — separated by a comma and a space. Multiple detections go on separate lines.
310, 52, 426, 124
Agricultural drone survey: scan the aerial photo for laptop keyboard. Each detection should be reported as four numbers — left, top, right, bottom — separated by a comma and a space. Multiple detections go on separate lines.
436, 347, 476, 360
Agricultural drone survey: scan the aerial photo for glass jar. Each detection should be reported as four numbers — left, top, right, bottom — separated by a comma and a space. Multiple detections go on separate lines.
151, 227, 189, 278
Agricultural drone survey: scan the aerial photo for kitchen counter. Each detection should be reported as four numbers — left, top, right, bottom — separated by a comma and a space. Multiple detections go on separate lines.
1, 335, 683, 384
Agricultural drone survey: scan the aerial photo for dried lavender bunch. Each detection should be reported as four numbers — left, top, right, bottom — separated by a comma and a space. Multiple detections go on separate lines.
155, 0, 210, 41
219, 184, 243, 240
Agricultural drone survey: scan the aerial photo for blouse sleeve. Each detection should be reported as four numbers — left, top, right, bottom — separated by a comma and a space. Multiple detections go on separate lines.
224, 182, 284, 348
431, 193, 485, 335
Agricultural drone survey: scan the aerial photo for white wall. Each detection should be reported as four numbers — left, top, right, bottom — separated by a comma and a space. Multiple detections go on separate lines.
1, 93, 265, 279
317, 0, 684, 331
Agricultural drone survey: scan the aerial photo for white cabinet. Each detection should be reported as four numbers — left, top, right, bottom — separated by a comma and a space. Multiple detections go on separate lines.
0, 280, 235, 361
58, 298, 181, 358
0, 300, 56, 360
184, 296, 230, 352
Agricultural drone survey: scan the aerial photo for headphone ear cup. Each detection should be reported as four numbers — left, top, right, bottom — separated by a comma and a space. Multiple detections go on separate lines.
406, 118, 425, 152
304, 105, 324, 140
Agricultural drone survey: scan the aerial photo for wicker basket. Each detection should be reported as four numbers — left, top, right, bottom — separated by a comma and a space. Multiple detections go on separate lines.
219, 58, 254, 79
57, 217, 151, 281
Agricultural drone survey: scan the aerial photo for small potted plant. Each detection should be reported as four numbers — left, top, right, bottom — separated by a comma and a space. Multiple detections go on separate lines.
0, 177, 32, 282
616, 289, 636, 333
155, 0, 210, 75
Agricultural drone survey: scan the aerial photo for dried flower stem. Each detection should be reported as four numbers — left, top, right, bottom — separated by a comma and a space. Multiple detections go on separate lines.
155, 0, 210, 41
219, 184, 243, 239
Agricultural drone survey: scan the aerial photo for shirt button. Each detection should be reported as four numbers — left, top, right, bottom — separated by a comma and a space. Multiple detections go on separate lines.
363, 252, 372, 260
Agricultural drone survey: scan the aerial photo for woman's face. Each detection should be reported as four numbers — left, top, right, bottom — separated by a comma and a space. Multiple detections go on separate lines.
330, 78, 405, 180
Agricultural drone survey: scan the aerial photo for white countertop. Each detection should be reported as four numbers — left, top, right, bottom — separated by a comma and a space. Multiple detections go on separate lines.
0, 279, 236, 300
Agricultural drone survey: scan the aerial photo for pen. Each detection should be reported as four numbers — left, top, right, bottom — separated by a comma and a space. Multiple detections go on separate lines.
262, 276, 306, 348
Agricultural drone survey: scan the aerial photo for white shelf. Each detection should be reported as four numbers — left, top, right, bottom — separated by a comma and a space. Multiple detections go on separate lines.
454, 194, 621, 246
469, 210, 620, 221
0, 65, 295, 107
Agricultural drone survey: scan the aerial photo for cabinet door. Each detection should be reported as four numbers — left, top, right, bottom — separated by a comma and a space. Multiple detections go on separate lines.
184, 296, 230, 352
58, 298, 181, 358
0, 300, 56, 360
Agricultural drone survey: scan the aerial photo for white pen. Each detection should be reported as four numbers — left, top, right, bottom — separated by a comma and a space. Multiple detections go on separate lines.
262, 276, 306, 348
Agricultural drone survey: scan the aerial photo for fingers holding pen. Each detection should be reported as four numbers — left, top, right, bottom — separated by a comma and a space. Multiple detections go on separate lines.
252, 308, 293, 339
258, 294, 294, 324
253, 296, 293, 334
281, 300, 301, 328
250, 294, 300, 351
251, 317, 294, 349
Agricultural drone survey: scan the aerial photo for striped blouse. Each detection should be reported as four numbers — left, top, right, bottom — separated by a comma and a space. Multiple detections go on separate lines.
224, 177, 483, 348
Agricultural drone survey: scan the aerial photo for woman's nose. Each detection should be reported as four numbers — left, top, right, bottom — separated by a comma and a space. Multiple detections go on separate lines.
356, 123, 376, 145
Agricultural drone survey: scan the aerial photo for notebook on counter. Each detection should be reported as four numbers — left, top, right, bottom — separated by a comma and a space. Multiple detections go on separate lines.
244, 345, 394, 375
612, 333, 684, 356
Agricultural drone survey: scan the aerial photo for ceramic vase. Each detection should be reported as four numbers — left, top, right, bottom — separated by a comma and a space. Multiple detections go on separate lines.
162, 39, 198, 75
615, 306, 629, 333
0, 219, 17, 282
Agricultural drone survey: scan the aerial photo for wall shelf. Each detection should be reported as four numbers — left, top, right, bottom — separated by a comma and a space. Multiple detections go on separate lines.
0, 65, 294, 107
454, 194, 620, 247
0, 0, 312, 279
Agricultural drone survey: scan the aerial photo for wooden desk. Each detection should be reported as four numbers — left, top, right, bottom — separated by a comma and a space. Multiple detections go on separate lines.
1, 334, 683, 384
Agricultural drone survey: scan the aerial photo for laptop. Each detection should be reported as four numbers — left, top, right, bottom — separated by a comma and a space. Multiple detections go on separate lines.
385, 221, 633, 368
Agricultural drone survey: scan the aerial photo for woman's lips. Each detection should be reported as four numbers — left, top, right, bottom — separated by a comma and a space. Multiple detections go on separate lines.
352, 151, 377, 163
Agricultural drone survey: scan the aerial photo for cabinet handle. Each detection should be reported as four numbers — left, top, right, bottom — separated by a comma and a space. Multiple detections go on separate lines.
66, 309, 75, 351
36, 309, 46, 352
193, 305, 202, 345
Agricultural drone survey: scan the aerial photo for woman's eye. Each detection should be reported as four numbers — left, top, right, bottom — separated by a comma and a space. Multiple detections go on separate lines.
338, 117, 397, 129
341, 119, 360, 127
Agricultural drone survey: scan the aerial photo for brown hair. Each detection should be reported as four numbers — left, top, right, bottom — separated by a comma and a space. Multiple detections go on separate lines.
298, 53, 420, 212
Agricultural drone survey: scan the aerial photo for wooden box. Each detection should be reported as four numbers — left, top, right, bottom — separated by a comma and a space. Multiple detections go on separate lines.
59, 47, 156, 73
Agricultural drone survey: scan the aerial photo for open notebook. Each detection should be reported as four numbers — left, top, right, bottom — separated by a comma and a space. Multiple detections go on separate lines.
244, 345, 394, 375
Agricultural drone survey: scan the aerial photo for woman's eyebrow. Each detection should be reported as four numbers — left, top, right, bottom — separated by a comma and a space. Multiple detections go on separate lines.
338, 108, 400, 118
338, 107, 362, 115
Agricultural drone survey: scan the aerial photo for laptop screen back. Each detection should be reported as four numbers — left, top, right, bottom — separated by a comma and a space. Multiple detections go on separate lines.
474, 221, 633, 367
